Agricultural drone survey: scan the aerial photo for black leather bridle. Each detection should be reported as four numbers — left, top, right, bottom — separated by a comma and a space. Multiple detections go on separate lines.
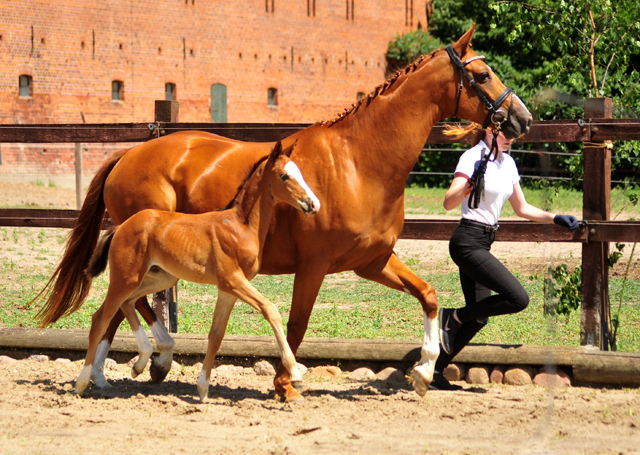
446, 45, 516, 209
446, 45, 514, 131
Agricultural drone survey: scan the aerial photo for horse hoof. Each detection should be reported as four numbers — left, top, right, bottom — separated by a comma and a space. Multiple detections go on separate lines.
131, 366, 141, 379
284, 387, 305, 403
150, 358, 171, 383
291, 380, 305, 393
411, 370, 430, 397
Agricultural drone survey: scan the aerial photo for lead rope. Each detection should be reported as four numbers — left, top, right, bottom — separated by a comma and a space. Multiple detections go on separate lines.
467, 126, 502, 209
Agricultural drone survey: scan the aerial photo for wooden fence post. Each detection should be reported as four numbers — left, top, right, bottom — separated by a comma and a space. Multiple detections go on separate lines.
152, 100, 179, 333
581, 98, 612, 350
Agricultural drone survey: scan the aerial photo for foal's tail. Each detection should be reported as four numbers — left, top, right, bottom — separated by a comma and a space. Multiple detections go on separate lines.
31, 148, 129, 327
86, 228, 117, 278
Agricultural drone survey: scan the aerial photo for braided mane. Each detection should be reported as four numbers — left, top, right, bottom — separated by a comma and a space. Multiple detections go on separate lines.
319, 47, 444, 127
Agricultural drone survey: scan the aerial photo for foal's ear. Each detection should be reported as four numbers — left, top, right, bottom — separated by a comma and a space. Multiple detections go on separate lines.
271, 140, 284, 158
451, 23, 476, 58
281, 139, 298, 158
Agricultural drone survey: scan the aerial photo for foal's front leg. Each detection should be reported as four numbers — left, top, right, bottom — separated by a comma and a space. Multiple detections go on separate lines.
227, 275, 304, 402
197, 291, 237, 401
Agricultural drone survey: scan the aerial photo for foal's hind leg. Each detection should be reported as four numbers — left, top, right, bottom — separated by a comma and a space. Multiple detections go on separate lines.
76, 291, 132, 395
197, 291, 237, 401
89, 296, 172, 386
355, 252, 439, 396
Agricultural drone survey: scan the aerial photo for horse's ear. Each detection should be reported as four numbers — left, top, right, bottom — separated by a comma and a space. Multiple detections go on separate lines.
451, 23, 476, 58
272, 140, 283, 158
282, 139, 298, 158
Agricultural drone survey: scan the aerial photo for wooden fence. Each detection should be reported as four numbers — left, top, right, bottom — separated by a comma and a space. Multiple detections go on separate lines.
1, 99, 640, 351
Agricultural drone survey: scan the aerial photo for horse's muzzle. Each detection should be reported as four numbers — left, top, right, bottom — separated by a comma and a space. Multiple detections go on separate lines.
301, 197, 320, 216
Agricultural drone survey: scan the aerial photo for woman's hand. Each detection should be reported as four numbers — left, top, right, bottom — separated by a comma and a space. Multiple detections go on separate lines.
554, 214, 579, 231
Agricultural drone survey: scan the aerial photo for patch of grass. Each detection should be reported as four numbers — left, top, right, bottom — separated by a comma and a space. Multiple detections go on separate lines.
3, 254, 639, 353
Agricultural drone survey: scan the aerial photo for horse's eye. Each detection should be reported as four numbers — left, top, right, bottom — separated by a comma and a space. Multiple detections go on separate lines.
478, 72, 491, 83
280, 174, 290, 182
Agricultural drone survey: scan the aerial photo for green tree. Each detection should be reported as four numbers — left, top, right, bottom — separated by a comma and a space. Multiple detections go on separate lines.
491, 0, 640, 114
385, 29, 442, 76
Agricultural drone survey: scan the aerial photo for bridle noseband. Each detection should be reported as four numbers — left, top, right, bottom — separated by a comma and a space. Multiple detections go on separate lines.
446, 45, 514, 131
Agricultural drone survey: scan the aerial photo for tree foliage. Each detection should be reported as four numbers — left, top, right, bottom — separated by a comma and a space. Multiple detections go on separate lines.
385, 29, 442, 76
390, 0, 640, 188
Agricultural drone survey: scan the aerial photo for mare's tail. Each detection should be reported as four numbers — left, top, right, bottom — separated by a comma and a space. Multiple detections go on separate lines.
31, 148, 129, 327
85, 228, 117, 278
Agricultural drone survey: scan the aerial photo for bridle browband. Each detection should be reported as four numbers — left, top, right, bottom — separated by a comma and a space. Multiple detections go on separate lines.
446, 45, 516, 209
446, 45, 514, 131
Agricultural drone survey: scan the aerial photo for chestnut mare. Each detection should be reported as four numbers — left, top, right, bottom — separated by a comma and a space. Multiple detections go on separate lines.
34, 26, 532, 400
75, 141, 319, 400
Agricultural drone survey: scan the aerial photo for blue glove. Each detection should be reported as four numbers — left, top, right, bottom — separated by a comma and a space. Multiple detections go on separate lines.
554, 214, 579, 231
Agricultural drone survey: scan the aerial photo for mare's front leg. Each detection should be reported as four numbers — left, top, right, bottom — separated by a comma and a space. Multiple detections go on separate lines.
355, 252, 439, 396
196, 291, 237, 401
226, 275, 304, 403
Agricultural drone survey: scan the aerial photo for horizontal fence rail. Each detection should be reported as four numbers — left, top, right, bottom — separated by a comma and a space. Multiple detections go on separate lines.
2, 209, 639, 244
1, 118, 640, 144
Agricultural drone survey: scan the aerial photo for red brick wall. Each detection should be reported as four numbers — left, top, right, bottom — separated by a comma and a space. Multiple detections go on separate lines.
0, 0, 426, 183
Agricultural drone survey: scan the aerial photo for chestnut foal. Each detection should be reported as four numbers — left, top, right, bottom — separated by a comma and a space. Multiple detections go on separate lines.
75, 141, 320, 401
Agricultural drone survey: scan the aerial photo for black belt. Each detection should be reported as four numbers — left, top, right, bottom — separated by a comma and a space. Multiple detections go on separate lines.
459, 218, 500, 233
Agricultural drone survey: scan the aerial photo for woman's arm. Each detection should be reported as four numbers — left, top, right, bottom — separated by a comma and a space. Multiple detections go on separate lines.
508, 182, 556, 222
443, 173, 472, 211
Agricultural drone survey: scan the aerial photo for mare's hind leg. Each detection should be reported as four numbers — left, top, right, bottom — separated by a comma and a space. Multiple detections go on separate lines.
355, 252, 439, 396
225, 275, 304, 403
197, 291, 237, 401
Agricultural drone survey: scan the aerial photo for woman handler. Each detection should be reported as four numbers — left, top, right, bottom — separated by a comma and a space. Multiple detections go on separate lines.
431, 124, 579, 391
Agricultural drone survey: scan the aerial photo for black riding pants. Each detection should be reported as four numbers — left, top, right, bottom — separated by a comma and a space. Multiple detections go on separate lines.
434, 222, 529, 372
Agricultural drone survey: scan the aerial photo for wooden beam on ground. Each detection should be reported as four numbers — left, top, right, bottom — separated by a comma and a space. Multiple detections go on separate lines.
573, 351, 640, 386
2, 328, 639, 386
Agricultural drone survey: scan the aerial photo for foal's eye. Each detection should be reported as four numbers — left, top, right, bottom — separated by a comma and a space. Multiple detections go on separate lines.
477, 72, 491, 83
280, 174, 290, 182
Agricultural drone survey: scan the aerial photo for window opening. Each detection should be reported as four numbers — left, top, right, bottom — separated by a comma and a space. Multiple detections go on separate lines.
112, 80, 124, 101
19, 75, 33, 97
268, 88, 278, 106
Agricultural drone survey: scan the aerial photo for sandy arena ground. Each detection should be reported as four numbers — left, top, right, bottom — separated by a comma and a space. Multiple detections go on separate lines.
1, 182, 639, 454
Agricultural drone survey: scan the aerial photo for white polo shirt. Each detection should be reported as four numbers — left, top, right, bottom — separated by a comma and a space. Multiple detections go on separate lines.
455, 140, 520, 226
